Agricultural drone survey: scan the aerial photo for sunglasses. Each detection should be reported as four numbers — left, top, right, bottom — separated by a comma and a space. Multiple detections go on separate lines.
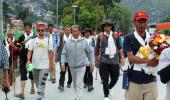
37, 29, 45, 32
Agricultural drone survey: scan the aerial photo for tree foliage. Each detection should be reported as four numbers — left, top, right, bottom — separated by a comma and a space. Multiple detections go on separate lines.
108, 4, 132, 34
162, 14, 170, 22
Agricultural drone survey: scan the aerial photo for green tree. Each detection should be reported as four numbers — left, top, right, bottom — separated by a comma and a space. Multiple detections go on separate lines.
46, 0, 132, 34
63, 15, 73, 26
3, 2, 16, 32
162, 14, 170, 22
109, 4, 132, 34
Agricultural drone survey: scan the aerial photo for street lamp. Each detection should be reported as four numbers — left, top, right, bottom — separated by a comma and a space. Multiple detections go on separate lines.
0, 0, 3, 34
72, 4, 77, 25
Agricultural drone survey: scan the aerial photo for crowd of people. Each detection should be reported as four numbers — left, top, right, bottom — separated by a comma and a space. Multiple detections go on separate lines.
0, 10, 170, 100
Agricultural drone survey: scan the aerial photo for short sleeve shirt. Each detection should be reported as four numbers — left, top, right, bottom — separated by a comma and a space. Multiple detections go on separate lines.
0, 39, 9, 69
124, 33, 156, 84
29, 37, 52, 69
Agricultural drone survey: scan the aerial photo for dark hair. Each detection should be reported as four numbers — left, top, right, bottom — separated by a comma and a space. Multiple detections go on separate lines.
48, 24, 54, 27
101, 19, 114, 32
82, 28, 92, 36
24, 22, 32, 28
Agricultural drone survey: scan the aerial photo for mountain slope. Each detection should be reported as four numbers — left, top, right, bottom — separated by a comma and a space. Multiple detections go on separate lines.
121, 0, 170, 23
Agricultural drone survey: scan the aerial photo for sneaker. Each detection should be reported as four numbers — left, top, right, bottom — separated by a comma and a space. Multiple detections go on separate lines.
109, 89, 114, 96
67, 84, 71, 88
58, 85, 64, 91
83, 84, 88, 89
48, 78, 51, 81
51, 79, 56, 83
30, 89, 35, 94
37, 95, 42, 100
15, 94, 25, 99
104, 97, 109, 100
88, 86, 94, 92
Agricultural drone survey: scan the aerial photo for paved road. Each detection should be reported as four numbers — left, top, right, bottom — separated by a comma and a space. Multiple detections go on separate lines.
0, 63, 167, 100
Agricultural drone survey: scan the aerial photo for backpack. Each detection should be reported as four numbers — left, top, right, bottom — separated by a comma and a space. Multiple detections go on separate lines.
91, 37, 95, 47
99, 32, 121, 50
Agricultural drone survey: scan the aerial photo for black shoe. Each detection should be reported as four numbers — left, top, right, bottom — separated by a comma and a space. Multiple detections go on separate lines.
83, 84, 88, 89
48, 78, 51, 81
52, 79, 56, 83
15, 94, 25, 99
88, 86, 94, 92
67, 84, 71, 88
58, 85, 64, 91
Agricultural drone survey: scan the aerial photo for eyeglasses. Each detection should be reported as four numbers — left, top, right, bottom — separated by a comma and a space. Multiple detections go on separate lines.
37, 29, 45, 32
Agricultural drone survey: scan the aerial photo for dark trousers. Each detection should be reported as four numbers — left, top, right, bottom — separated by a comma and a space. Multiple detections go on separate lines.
59, 63, 72, 87
19, 60, 34, 81
84, 66, 93, 86
99, 63, 120, 97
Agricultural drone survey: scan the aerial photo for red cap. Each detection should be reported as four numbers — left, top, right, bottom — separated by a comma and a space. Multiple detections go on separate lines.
134, 11, 149, 21
36, 22, 45, 29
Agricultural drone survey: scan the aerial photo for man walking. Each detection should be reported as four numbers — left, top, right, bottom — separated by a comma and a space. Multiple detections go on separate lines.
58, 26, 72, 91
27, 22, 54, 100
47, 24, 60, 83
95, 19, 124, 100
124, 11, 158, 100
15, 22, 35, 99
61, 25, 94, 100
82, 28, 95, 92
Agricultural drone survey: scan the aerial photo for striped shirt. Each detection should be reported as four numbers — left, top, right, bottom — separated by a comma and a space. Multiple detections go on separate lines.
0, 39, 9, 69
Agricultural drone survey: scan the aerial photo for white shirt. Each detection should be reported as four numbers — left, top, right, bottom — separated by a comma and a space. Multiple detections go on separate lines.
24, 32, 33, 49
29, 37, 52, 69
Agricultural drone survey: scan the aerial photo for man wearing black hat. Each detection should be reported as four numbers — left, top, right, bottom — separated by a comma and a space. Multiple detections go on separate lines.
95, 19, 124, 100
82, 28, 95, 92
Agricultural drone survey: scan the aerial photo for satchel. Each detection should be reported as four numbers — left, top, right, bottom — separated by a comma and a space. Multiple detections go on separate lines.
122, 70, 129, 89
122, 62, 133, 90
157, 65, 170, 84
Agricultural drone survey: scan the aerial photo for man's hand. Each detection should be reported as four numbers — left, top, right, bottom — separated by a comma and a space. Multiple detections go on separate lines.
49, 64, 55, 72
21, 41, 26, 45
61, 64, 65, 72
55, 56, 58, 63
95, 60, 100, 68
95, 56, 100, 68
147, 58, 159, 67
26, 60, 31, 66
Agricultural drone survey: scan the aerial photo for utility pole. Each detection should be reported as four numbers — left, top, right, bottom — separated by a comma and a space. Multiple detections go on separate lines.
56, 0, 58, 27
0, 0, 3, 34
72, 4, 77, 25
95, 0, 99, 32
104, 0, 110, 19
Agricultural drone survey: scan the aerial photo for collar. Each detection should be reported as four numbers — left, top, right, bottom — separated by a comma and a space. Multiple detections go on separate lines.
71, 36, 81, 42
24, 31, 33, 37
104, 31, 113, 37
134, 30, 150, 46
